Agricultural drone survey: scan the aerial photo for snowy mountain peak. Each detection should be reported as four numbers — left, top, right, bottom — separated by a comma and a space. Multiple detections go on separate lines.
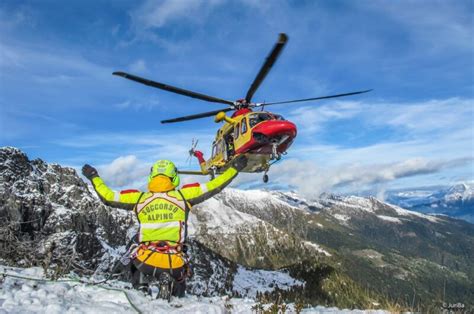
0, 146, 25, 156
445, 182, 473, 202
219, 186, 442, 224
386, 182, 474, 222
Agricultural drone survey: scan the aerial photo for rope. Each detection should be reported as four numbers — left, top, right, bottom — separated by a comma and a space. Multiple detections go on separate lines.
0, 272, 143, 314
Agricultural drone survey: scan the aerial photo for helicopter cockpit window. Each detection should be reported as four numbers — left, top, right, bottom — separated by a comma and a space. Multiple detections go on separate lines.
249, 113, 274, 128
273, 114, 285, 120
234, 123, 240, 139
241, 118, 247, 134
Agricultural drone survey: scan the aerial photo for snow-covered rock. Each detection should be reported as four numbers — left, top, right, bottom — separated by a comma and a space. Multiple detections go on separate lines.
0, 265, 389, 314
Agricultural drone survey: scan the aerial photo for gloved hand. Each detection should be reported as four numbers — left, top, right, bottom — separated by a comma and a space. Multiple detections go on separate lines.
232, 154, 248, 171
82, 164, 99, 180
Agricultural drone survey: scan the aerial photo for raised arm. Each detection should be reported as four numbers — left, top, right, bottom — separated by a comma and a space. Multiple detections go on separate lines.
82, 164, 143, 210
179, 155, 247, 206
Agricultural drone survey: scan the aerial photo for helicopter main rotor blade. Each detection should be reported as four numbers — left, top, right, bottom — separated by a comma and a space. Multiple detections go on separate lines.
257, 89, 373, 107
113, 71, 234, 106
245, 33, 288, 103
161, 108, 233, 124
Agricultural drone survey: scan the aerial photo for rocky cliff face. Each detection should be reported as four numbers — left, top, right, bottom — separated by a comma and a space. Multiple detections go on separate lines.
0, 146, 128, 271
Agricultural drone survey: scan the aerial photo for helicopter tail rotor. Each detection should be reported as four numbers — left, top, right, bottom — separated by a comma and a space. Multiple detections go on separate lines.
186, 138, 199, 164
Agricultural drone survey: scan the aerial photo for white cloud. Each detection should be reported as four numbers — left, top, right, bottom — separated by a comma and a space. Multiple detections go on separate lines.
96, 154, 213, 190
130, 0, 223, 30
0, 43, 110, 78
91, 152, 473, 196
369, 98, 474, 135
288, 98, 473, 168
289, 98, 473, 136
98, 155, 149, 188
263, 156, 473, 198
123, 0, 226, 50
288, 101, 361, 134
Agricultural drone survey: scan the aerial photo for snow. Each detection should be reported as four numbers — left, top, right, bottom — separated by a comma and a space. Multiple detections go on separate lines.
395, 190, 434, 198
50, 203, 71, 215
322, 196, 376, 213
232, 265, 303, 298
343, 196, 375, 212
445, 182, 474, 202
222, 188, 301, 211
333, 214, 350, 223
388, 203, 440, 223
303, 241, 332, 256
376, 215, 402, 223
0, 265, 389, 314
314, 192, 442, 224
191, 197, 261, 235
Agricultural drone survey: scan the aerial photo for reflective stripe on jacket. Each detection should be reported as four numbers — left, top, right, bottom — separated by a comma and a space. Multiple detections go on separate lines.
135, 193, 187, 243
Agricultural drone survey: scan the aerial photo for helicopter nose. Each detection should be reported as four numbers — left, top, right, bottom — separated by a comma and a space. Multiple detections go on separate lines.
252, 120, 297, 139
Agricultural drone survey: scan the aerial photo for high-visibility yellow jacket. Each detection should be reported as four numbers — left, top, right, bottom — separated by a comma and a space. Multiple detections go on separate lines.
91, 166, 239, 244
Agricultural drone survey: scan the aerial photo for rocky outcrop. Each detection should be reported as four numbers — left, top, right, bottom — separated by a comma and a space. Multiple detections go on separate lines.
0, 147, 133, 271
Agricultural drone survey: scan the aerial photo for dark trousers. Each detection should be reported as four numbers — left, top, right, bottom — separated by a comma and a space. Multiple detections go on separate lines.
131, 259, 186, 297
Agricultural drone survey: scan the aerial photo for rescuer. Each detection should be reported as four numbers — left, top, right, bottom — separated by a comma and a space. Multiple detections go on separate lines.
82, 155, 247, 298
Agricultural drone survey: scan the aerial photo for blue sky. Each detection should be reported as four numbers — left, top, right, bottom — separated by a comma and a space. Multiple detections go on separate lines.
0, 0, 473, 197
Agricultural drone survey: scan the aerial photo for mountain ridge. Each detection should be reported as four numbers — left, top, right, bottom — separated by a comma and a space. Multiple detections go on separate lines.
1, 146, 473, 311
385, 182, 474, 223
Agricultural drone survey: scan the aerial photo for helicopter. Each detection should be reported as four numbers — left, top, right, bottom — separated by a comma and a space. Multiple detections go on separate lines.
113, 33, 371, 183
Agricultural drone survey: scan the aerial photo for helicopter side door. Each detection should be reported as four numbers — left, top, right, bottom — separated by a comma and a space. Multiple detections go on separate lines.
234, 116, 252, 150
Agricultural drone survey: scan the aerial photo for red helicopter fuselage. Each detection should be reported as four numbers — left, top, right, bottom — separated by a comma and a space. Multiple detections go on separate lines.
231, 109, 297, 156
